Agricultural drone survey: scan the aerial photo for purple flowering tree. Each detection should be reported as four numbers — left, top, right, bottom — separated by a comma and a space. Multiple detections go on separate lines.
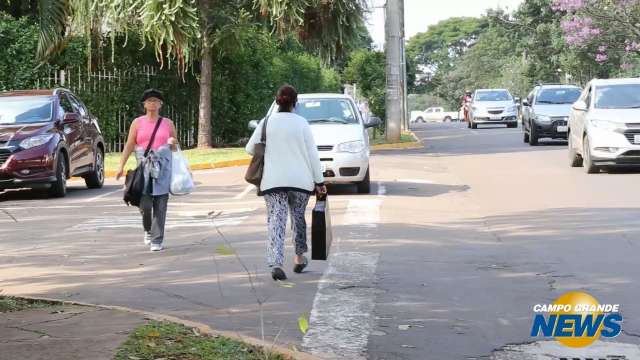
552, 0, 640, 68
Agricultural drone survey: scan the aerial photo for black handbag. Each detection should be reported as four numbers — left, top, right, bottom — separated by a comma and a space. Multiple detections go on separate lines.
123, 118, 163, 207
244, 117, 268, 187
311, 193, 333, 260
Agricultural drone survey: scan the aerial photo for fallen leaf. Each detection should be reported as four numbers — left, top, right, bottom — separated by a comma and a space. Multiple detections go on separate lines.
192, 328, 201, 337
298, 315, 309, 335
398, 325, 411, 331
128, 356, 141, 360
277, 281, 296, 288
147, 330, 160, 338
401, 345, 416, 348
215, 244, 235, 256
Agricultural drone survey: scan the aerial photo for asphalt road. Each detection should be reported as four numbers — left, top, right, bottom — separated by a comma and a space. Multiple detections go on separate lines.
2, 122, 640, 359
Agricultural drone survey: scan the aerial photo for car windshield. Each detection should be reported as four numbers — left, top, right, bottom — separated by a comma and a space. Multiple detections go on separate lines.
536, 88, 581, 105
475, 91, 512, 102
0, 97, 54, 124
595, 84, 640, 109
294, 99, 359, 124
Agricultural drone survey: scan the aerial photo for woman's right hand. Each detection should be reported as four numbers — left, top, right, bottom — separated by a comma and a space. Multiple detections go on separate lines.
315, 185, 327, 196
115, 166, 125, 181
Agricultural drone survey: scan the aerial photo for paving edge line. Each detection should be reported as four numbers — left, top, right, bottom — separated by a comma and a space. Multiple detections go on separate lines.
4, 295, 324, 360
102, 158, 252, 178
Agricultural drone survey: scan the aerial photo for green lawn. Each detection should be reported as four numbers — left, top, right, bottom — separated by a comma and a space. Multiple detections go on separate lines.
114, 321, 287, 360
0, 296, 53, 313
369, 133, 417, 146
105, 148, 250, 172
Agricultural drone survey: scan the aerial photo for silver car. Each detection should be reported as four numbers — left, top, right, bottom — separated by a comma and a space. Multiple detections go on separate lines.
250, 94, 381, 193
568, 78, 640, 173
522, 84, 582, 145
468, 89, 518, 129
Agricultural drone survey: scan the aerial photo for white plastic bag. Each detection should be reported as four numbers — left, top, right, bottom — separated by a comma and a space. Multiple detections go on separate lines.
170, 146, 194, 195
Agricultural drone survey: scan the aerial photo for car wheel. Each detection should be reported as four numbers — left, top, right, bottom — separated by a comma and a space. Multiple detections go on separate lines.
582, 136, 600, 174
84, 149, 105, 189
417, 117, 424, 123
471, 121, 478, 129
523, 130, 530, 143
357, 168, 371, 194
568, 133, 583, 167
49, 153, 67, 198
444, 116, 452, 122
529, 124, 539, 146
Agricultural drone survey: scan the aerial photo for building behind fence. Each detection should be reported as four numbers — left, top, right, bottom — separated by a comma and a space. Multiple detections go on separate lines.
37, 66, 200, 153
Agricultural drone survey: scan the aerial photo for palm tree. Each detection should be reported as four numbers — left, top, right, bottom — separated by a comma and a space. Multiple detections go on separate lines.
37, 0, 368, 148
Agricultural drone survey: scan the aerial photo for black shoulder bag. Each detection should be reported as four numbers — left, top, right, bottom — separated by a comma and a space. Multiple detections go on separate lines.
123, 118, 163, 207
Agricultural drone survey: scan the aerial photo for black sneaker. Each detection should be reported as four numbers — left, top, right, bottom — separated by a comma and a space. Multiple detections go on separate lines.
271, 267, 287, 281
293, 256, 308, 274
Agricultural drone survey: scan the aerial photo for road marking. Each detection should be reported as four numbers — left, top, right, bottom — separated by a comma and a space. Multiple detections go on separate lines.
301, 252, 379, 359
84, 188, 122, 202
234, 185, 255, 200
68, 208, 253, 232
343, 199, 381, 227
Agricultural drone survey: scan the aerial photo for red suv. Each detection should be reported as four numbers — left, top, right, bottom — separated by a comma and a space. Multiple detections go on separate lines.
0, 89, 105, 197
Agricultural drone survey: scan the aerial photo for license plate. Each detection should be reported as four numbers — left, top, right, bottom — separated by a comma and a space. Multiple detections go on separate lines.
557, 125, 568, 132
635, 135, 640, 144
490, 116, 502, 120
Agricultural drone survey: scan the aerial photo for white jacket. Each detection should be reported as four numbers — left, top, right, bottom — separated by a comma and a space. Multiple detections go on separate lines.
246, 112, 324, 193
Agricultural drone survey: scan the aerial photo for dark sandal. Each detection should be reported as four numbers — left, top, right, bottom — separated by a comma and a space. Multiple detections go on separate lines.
293, 256, 308, 274
272, 267, 287, 281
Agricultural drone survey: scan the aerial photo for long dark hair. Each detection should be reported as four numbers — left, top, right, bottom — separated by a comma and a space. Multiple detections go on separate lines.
276, 84, 298, 113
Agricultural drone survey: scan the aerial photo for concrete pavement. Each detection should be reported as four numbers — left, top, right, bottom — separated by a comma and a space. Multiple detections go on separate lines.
1, 122, 640, 359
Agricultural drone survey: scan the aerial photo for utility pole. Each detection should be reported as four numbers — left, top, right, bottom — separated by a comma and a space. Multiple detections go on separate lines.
385, 0, 404, 142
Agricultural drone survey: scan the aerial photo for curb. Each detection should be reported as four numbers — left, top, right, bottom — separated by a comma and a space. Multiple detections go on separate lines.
103, 158, 251, 178
370, 130, 424, 151
4, 295, 324, 360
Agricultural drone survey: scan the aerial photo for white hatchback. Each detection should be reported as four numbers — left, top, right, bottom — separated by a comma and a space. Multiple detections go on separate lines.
568, 78, 640, 173
250, 94, 382, 193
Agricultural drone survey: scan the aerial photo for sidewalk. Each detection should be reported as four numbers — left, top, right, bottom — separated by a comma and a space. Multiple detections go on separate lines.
0, 299, 317, 360
0, 303, 146, 360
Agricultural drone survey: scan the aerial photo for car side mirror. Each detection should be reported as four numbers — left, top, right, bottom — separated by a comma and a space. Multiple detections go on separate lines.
248, 120, 259, 130
522, 100, 530, 107
63, 112, 80, 124
573, 100, 588, 112
365, 116, 382, 128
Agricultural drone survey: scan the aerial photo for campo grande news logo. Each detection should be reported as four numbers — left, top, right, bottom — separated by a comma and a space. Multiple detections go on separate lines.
530, 291, 623, 347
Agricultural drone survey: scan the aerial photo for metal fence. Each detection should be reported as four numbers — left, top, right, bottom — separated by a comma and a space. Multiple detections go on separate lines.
37, 66, 199, 153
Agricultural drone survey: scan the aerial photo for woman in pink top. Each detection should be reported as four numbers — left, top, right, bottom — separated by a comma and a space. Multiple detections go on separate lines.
116, 89, 178, 252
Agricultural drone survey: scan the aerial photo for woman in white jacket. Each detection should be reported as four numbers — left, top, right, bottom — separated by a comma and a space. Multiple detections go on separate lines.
246, 85, 327, 281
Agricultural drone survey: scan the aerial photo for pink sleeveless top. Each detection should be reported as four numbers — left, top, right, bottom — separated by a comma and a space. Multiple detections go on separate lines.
135, 116, 171, 151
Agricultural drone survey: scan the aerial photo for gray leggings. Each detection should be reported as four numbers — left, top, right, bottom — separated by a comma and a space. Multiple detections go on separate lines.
264, 191, 311, 267
140, 194, 169, 245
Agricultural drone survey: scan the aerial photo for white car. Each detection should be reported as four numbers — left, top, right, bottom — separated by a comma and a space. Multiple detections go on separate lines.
568, 78, 640, 173
410, 107, 459, 123
468, 89, 519, 129
249, 94, 381, 193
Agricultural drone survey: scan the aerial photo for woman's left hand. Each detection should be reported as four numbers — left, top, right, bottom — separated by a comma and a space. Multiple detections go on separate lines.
168, 137, 178, 151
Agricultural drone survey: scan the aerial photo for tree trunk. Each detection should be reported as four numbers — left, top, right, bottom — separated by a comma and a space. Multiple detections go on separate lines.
197, 37, 213, 148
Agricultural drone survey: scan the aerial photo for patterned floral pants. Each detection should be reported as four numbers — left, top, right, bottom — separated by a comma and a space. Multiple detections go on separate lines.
264, 191, 311, 267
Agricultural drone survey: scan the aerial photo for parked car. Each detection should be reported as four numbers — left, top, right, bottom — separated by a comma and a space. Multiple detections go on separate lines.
468, 89, 518, 129
522, 84, 582, 145
410, 107, 459, 123
0, 89, 105, 197
249, 94, 381, 193
568, 78, 640, 173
